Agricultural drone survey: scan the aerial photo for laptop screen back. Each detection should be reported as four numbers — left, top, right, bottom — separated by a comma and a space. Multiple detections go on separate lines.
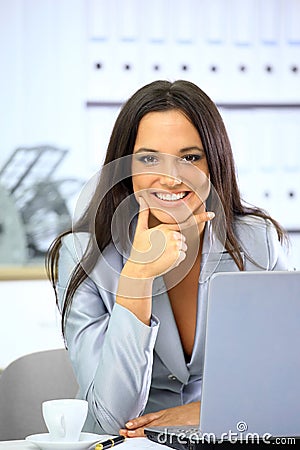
200, 270, 300, 439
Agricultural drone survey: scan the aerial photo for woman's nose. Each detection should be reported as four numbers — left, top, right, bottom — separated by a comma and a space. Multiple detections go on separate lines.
159, 174, 182, 187
158, 157, 182, 187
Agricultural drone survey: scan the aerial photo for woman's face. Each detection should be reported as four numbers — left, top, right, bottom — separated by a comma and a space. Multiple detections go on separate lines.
132, 109, 210, 227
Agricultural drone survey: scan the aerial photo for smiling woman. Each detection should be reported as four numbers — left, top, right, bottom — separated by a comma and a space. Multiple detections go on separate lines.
46, 80, 288, 437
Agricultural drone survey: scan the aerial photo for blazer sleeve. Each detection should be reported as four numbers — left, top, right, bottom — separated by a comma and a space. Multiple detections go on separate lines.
265, 220, 290, 270
57, 234, 160, 434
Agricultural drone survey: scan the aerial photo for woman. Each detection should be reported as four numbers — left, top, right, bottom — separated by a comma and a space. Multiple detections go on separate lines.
47, 80, 288, 437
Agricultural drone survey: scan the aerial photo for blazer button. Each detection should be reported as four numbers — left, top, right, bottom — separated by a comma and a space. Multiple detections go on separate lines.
168, 374, 177, 381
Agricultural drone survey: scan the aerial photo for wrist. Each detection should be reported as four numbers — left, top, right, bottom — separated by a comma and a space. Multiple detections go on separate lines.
118, 263, 154, 300
117, 266, 153, 325
121, 261, 155, 282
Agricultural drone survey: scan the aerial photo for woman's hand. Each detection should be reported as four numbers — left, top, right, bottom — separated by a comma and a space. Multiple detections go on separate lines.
117, 197, 187, 322
123, 197, 213, 280
117, 197, 214, 323
119, 402, 200, 438
124, 197, 187, 279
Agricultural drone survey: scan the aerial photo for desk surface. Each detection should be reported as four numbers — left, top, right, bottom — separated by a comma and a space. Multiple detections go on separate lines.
0, 438, 166, 449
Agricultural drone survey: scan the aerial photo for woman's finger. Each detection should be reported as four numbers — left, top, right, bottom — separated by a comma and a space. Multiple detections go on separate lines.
125, 411, 161, 429
127, 427, 146, 437
135, 196, 150, 232
180, 211, 215, 230
164, 210, 215, 232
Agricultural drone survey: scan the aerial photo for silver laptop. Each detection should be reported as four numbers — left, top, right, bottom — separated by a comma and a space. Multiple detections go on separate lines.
145, 270, 300, 447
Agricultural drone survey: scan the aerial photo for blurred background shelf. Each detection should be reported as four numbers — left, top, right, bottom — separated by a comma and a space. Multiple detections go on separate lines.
0, 265, 47, 281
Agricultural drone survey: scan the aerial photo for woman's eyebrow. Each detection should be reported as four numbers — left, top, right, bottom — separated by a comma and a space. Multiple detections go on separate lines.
134, 148, 158, 154
134, 146, 204, 154
179, 146, 204, 154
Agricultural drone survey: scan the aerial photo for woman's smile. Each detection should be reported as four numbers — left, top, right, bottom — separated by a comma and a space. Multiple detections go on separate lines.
152, 190, 191, 204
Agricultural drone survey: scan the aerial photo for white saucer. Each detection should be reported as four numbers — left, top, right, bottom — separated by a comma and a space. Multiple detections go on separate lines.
25, 432, 111, 450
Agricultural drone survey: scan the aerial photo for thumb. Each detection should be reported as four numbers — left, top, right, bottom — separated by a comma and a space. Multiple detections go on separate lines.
136, 196, 150, 231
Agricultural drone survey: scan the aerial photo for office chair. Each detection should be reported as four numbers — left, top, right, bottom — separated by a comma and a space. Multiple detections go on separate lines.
0, 348, 79, 440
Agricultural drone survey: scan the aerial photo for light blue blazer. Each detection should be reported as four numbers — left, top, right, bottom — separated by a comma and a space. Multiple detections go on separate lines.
57, 215, 288, 435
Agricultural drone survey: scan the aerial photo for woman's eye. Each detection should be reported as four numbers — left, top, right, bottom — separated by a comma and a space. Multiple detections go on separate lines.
138, 155, 158, 164
181, 154, 201, 163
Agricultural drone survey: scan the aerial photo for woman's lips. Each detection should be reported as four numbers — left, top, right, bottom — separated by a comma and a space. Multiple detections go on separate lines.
150, 191, 193, 207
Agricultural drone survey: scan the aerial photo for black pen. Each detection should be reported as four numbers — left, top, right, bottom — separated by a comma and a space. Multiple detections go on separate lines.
91, 435, 126, 450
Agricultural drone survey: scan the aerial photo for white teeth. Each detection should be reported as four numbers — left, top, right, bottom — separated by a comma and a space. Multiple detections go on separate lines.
155, 192, 187, 201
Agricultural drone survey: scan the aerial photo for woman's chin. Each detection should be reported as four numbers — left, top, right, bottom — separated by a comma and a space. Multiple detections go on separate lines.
149, 210, 192, 227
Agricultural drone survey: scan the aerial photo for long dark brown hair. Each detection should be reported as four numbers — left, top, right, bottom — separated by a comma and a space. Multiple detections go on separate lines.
46, 79, 286, 335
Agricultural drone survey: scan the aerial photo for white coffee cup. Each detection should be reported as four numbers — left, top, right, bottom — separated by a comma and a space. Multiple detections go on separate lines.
42, 399, 88, 442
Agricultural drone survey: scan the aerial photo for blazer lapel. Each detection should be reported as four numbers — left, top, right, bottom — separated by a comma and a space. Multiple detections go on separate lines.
152, 278, 190, 385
